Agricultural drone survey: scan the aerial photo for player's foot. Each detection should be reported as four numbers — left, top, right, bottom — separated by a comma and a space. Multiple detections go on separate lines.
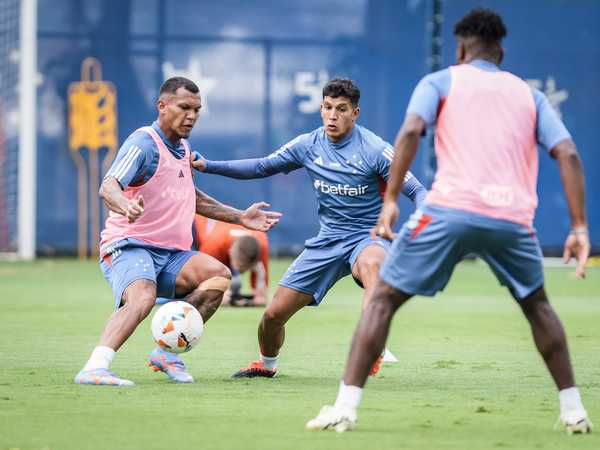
369, 354, 384, 376
74, 369, 134, 386
231, 360, 277, 378
148, 347, 194, 383
382, 348, 399, 363
306, 405, 357, 433
558, 410, 593, 435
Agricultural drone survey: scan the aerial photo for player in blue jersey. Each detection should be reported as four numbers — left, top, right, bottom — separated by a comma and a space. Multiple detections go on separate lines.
193, 78, 427, 378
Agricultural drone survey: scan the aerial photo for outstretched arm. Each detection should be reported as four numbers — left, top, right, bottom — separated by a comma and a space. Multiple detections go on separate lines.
195, 189, 282, 231
192, 152, 302, 180
550, 139, 589, 278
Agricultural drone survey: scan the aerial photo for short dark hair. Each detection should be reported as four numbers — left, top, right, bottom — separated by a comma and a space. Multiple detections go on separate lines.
322, 78, 360, 107
454, 8, 507, 44
234, 235, 261, 267
159, 76, 199, 96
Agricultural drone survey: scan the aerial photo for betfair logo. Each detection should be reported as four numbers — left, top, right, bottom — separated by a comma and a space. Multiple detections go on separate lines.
313, 179, 368, 196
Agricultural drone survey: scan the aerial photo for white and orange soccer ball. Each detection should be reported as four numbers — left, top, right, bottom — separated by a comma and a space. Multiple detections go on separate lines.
151, 301, 204, 354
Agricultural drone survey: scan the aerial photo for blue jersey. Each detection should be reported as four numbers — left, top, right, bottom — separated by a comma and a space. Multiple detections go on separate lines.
106, 121, 187, 188
204, 125, 427, 238
406, 59, 571, 151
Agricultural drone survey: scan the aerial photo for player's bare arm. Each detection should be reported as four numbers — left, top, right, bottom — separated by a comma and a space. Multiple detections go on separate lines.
195, 188, 282, 232
99, 176, 144, 223
373, 114, 426, 240
550, 138, 590, 278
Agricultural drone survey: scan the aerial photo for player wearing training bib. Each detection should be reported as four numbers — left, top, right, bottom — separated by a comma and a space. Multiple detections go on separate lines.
193, 78, 427, 378
308, 9, 592, 434
74, 77, 281, 387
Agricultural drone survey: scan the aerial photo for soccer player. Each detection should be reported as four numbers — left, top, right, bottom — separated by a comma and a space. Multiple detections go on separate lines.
74, 77, 281, 386
307, 9, 592, 434
194, 215, 269, 306
193, 78, 427, 378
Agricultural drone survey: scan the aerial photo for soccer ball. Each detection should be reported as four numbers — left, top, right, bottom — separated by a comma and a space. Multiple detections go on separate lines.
151, 301, 204, 353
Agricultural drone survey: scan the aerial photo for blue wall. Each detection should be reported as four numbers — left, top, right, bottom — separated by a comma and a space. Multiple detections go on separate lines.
35, 0, 599, 255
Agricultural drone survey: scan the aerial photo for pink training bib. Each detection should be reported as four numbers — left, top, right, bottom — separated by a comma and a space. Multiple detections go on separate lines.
426, 64, 538, 227
100, 126, 196, 254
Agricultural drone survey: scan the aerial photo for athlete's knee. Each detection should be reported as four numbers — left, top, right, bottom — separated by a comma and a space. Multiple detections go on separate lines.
122, 289, 156, 320
359, 255, 383, 276
261, 305, 288, 329
198, 265, 232, 293
519, 287, 551, 320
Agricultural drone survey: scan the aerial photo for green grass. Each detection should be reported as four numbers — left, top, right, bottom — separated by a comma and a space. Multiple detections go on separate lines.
1, 259, 599, 450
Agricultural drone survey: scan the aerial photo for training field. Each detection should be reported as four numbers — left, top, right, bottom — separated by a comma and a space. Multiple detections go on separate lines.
1, 259, 599, 450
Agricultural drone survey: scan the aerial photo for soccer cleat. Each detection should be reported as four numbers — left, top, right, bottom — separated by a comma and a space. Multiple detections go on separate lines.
231, 360, 277, 378
148, 347, 194, 383
369, 354, 384, 376
74, 369, 134, 386
558, 411, 593, 435
306, 405, 357, 433
382, 348, 399, 363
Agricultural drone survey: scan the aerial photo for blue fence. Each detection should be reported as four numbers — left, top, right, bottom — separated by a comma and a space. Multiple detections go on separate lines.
35, 0, 599, 255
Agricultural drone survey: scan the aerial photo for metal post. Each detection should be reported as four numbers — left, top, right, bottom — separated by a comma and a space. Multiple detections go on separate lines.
18, 0, 37, 259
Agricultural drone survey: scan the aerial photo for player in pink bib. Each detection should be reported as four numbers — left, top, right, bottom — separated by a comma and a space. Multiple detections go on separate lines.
308, 9, 592, 434
75, 77, 281, 386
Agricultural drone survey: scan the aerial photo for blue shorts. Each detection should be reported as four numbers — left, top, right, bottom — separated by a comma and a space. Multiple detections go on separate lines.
100, 238, 196, 309
279, 232, 391, 306
380, 205, 544, 301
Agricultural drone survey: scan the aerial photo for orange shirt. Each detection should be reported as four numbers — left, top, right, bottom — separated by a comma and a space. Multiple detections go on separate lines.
193, 215, 269, 289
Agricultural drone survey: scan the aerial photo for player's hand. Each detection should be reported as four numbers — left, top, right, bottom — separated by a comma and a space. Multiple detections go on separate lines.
372, 200, 399, 241
240, 202, 282, 231
563, 228, 590, 279
125, 195, 144, 223
190, 152, 206, 172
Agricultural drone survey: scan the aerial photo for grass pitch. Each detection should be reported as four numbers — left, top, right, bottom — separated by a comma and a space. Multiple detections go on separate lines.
1, 259, 599, 450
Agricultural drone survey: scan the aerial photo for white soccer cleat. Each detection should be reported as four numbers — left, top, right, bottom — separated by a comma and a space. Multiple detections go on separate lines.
306, 405, 357, 433
558, 410, 593, 435
382, 348, 398, 363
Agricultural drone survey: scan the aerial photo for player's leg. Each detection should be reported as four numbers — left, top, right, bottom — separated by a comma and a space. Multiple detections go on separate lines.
481, 225, 591, 433
172, 252, 231, 322
76, 246, 158, 386
231, 286, 313, 378
308, 207, 463, 431
98, 279, 157, 351
344, 281, 410, 385
351, 243, 387, 310
233, 245, 348, 378
149, 251, 231, 383
259, 286, 313, 356
350, 240, 395, 374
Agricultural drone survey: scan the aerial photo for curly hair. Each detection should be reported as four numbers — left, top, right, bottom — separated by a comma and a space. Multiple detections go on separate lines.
454, 8, 507, 44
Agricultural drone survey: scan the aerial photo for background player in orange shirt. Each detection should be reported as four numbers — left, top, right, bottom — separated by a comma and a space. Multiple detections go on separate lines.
194, 215, 269, 306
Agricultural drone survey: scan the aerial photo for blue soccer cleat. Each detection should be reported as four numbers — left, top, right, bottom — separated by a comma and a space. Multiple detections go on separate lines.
74, 368, 135, 386
148, 347, 194, 383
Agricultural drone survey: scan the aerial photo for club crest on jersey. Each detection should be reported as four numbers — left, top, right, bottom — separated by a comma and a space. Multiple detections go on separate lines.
313, 179, 368, 196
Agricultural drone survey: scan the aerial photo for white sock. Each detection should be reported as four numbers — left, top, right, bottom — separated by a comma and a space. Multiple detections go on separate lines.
260, 353, 279, 370
559, 387, 585, 416
82, 346, 115, 372
334, 381, 363, 411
